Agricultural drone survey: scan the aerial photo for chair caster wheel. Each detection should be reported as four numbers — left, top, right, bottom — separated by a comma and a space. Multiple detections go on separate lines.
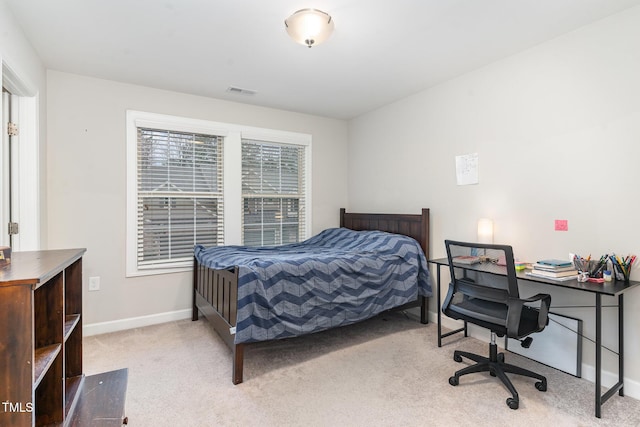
449, 376, 459, 386
453, 354, 462, 363
498, 353, 505, 363
506, 398, 519, 410
535, 381, 547, 392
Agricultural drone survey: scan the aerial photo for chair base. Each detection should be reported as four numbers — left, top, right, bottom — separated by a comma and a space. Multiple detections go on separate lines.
448, 341, 547, 410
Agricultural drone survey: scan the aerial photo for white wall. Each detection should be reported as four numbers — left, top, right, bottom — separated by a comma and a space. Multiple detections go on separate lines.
46, 71, 348, 329
348, 7, 640, 394
0, 1, 47, 247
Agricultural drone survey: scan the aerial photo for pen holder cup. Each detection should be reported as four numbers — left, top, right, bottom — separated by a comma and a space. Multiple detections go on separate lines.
614, 267, 630, 284
578, 260, 597, 277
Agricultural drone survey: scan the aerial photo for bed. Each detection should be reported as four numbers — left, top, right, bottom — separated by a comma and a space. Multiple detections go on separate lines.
192, 208, 431, 384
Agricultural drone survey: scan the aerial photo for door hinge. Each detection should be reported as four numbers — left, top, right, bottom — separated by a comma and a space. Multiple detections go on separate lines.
7, 122, 18, 136
8, 222, 19, 235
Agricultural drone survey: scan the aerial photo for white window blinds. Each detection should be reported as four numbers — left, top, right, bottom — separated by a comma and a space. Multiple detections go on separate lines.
137, 128, 224, 269
241, 139, 306, 246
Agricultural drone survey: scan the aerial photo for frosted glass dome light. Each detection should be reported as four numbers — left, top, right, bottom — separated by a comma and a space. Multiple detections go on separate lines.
285, 9, 334, 48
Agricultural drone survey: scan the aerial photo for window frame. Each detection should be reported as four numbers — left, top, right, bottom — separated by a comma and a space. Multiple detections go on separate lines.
126, 110, 312, 277
126, 111, 229, 277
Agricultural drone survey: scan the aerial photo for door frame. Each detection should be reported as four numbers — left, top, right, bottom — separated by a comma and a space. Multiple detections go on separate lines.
1, 60, 40, 250
1, 89, 9, 247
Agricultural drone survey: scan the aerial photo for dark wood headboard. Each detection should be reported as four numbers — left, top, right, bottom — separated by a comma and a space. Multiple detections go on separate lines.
339, 208, 430, 259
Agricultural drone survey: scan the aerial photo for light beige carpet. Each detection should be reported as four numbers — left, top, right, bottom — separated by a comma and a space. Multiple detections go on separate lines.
83, 312, 640, 426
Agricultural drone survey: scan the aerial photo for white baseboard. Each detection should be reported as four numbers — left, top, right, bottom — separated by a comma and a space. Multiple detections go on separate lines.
83, 308, 192, 337
580, 363, 640, 400
435, 314, 640, 400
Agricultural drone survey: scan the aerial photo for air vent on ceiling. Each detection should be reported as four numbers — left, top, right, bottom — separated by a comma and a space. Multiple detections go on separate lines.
226, 86, 257, 96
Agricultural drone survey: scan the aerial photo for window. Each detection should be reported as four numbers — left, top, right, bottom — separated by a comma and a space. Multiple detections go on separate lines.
242, 140, 307, 246
126, 111, 311, 276
127, 112, 225, 276
137, 128, 223, 265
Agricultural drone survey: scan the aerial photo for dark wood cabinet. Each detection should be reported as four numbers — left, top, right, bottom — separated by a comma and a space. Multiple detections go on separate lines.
0, 249, 126, 426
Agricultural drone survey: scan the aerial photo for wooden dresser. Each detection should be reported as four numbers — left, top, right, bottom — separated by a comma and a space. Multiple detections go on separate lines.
0, 249, 128, 426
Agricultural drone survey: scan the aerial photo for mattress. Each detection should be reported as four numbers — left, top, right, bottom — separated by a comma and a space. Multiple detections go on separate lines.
194, 227, 432, 344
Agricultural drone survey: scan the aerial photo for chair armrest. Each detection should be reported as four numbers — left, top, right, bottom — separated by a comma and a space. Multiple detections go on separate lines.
506, 293, 552, 337
521, 293, 552, 329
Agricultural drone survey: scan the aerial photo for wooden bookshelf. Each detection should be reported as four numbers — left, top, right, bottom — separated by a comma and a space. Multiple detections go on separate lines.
0, 249, 127, 427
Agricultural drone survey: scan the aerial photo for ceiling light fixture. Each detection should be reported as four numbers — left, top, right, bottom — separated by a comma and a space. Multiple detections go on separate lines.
284, 8, 334, 48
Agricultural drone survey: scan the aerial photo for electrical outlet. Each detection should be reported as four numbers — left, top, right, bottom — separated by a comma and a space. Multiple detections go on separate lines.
555, 219, 568, 231
88, 276, 100, 291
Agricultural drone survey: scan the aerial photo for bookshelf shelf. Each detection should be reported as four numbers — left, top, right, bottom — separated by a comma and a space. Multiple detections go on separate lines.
33, 344, 62, 389
64, 315, 81, 341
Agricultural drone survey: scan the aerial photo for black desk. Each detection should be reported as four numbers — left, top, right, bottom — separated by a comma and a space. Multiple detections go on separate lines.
428, 257, 640, 418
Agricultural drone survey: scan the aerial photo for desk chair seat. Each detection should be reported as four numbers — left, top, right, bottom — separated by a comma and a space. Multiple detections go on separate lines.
443, 240, 552, 410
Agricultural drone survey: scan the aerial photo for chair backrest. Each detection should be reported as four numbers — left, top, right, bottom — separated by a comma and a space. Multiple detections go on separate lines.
442, 240, 521, 335
444, 239, 519, 298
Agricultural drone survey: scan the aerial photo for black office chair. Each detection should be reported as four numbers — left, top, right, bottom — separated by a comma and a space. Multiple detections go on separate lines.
443, 240, 552, 410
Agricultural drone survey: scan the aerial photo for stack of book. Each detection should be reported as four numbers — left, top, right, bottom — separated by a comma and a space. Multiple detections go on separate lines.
527, 259, 579, 281
452, 255, 481, 265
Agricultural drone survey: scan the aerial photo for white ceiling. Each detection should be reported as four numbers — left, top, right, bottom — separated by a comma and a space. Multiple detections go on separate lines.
5, 0, 640, 119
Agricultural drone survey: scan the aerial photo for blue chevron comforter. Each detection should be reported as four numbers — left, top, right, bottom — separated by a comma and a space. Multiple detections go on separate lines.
194, 227, 432, 344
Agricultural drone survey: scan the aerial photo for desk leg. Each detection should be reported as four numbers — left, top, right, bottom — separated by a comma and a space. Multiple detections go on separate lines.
596, 294, 602, 418
619, 293, 624, 397
437, 265, 442, 347
436, 263, 467, 347
594, 292, 626, 418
